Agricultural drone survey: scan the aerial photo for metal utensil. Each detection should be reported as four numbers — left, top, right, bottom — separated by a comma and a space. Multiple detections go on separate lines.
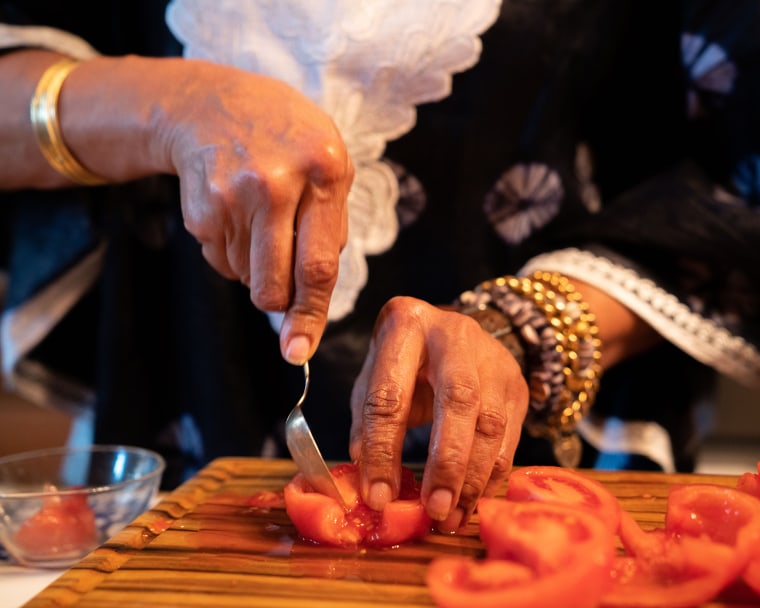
285, 362, 347, 508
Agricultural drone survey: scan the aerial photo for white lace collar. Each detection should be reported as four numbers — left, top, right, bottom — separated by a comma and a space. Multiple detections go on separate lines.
166, 0, 502, 321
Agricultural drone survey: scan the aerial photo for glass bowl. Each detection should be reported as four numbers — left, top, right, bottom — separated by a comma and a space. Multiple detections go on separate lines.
0, 444, 165, 568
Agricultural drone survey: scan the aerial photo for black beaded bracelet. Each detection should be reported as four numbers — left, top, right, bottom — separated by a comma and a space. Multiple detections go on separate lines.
457, 271, 603, 467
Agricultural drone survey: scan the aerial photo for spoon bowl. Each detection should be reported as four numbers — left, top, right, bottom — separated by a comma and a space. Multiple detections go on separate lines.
285, 362, 347, 508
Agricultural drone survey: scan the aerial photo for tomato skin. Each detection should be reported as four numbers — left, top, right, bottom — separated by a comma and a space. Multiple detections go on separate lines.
744, 556, 760, 595
426, 498, 614, 608
505, 466, 621, 534
283, 463, 431, 548
736, 462, 760, 500
13, 494, 98, 558
426, 557, 537, 608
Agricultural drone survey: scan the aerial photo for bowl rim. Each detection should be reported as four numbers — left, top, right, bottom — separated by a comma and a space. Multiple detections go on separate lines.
0, 444, 166, 499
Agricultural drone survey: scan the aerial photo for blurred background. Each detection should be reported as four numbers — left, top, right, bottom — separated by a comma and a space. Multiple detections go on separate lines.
1, 372, 757, 474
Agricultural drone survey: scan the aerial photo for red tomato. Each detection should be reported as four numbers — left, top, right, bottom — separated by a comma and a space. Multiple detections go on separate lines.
505, 465, 622, 534
604, 482, 760, 607
736, 462, 760, 500
283, 463, 431, 548
734, 462, 760, 595
665, 483, 760, 579
744, 557, 760, 595
425, 498, 615, 608
13, 493, 98, 558
601, 532, 740, 607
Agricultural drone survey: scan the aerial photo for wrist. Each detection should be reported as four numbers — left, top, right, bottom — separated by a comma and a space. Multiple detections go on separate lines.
58, 54, 177, 182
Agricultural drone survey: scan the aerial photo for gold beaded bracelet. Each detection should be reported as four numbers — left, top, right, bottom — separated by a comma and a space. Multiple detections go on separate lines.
30, 58, 107, 186
458, 271, 603, 467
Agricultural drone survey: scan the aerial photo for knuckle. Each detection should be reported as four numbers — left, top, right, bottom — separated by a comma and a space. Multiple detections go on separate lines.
382, 295, 426, 319
298, 255, 340, 290
250, 282, 289, 312
310, 134, 352, 184
475, 408, 508, 440
428, 446, 468, 480
490, 452, 513, 483
457, 477, 483, 510
364, 381, 406, 425
439, 377, 480, 415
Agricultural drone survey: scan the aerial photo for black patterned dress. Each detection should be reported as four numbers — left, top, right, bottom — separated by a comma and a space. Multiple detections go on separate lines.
1, 0, 759, 487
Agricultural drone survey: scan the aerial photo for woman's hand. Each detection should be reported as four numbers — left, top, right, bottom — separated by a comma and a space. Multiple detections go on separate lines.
152, 59, 354, 364
1, 51, 354, 364
349, 296, 529, 533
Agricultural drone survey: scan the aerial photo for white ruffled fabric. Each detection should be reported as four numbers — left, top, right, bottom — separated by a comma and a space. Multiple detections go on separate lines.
166, 0, 502, 322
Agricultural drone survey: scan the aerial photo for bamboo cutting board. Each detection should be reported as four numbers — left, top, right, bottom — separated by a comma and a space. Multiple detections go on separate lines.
24, 458, 759, 607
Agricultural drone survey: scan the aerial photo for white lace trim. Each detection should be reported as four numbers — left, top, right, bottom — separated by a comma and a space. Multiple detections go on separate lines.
0, 23, 99, 58
520, 247, 760, 390
166, 0, 502, 321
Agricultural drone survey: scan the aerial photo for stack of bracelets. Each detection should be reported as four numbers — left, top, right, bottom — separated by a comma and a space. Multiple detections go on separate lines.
457, 271, 603, 468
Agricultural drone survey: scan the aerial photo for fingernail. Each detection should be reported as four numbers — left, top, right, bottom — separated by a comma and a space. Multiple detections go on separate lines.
436, 508, 465, 534
285, 335, 310, 365
367, 481, 392, 511
427, 488, 454, 521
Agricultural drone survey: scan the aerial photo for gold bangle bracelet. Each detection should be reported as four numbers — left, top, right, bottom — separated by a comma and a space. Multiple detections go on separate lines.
29, 58, 106, 186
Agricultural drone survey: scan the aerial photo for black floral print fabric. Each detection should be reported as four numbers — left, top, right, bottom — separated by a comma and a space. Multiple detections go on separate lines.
1, 0, 759, 483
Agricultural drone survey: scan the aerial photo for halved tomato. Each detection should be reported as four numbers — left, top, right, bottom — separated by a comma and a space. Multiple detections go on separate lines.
425, 499, 615, 608
504, 466, 622, 534
283, 463, 431, 548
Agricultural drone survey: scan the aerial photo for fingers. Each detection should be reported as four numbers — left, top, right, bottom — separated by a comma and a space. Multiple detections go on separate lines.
419, 317, 488, 528
169, 65, 353, 361
351, 298, 529, 532
352, 297, 428, 511
277, 168, 350, 364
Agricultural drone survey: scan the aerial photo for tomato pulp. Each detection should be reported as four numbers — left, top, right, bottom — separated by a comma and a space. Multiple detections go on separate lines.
504, 465, 622, 534
13, 491, 98, 559
283, 463, 432, 548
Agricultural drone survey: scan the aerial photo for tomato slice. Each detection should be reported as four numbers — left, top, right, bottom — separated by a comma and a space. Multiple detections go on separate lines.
601, 533, 740, 608
13, 492, 98, 559
603, 482, 760, 607
425, 498, 615, 608
665, 482, 760, 600
744, 556, 760, 595
504, 466, 622, 534
283, 463, 431, 548
665, 483, 760, 577
734, 462, 760, 595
